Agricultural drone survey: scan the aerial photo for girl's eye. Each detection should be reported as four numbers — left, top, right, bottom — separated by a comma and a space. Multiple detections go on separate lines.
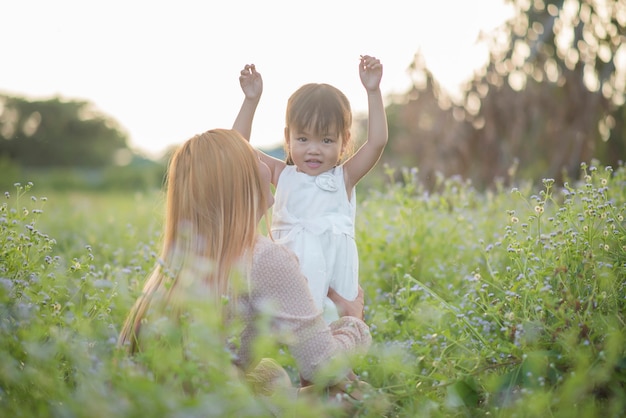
297, 137, 307, 142
323, 138, 334, 144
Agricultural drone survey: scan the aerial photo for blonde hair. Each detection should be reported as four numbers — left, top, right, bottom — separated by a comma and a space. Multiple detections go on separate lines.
118, 129, 265, 353
284, 83, 353, 165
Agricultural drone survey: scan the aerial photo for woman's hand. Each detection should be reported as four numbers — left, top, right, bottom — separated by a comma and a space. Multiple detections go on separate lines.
328, 286, 365, 320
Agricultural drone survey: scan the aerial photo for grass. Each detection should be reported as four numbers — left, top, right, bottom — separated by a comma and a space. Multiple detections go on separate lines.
0, 160, 624, 417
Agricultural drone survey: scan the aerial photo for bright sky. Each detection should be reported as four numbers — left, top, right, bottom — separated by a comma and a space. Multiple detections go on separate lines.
2, 0, 513, 158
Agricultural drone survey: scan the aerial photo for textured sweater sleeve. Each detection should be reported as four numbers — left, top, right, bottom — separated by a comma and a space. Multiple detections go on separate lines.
241, 237, 371, 382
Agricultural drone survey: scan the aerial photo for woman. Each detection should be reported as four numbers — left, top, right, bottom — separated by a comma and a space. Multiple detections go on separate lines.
117, 129, 371, 409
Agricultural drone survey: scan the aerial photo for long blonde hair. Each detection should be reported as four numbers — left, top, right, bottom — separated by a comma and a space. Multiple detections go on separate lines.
118, 129, 265, 353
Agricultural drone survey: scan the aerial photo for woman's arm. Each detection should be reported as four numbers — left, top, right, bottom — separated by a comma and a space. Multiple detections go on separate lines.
247, 239, 371, 382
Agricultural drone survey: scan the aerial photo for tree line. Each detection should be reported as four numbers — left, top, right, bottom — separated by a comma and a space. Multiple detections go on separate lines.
370, 0, 625, 189
0, 96, 165, 191
0, 96, 129, 168
2, 0, 624, 191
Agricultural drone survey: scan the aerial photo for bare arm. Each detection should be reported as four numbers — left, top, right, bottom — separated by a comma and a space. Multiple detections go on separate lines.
343, 55, 389, 191
232, 63, 285, 186
232, 64, 262, 141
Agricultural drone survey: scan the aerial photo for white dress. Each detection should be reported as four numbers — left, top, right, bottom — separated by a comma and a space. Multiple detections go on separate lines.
271, 165, 358, 323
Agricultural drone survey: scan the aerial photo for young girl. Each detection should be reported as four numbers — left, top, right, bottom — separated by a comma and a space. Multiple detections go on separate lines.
233, 55, 388, 322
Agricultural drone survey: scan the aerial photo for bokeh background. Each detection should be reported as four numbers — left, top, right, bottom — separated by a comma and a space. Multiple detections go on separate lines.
2, 0, 624, 190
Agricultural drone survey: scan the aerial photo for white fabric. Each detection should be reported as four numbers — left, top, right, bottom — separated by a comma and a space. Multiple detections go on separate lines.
271, 165, 358, 323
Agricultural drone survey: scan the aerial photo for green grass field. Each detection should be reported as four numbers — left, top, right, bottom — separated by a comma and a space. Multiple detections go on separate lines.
1, 161, 624, 417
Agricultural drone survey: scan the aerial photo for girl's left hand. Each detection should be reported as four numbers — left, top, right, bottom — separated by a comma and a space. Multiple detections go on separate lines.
359, 55, 383, 91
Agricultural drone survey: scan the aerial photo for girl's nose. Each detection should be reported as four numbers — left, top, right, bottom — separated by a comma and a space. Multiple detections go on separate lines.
307, 142, 320, 154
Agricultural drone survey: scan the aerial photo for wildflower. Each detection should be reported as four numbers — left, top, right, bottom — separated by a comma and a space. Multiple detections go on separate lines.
534, 205, 544, 215
511, 216, 519, 223
601, 178, 608, 186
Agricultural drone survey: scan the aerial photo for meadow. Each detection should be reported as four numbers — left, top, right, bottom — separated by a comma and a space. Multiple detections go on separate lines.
1, 161, 624, 417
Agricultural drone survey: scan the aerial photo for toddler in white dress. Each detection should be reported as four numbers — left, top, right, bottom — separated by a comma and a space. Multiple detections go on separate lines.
233, 56, 388, 322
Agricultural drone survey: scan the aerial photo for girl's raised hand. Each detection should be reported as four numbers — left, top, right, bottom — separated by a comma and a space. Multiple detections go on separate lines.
239, 64, 263, 101
359, 55, 383, 92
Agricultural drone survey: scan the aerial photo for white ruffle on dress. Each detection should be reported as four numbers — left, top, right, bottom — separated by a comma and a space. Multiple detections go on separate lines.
271, 165, 358, 323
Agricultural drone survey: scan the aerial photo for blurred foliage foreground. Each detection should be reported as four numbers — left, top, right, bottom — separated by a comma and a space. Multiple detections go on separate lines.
0, 161, 625, 417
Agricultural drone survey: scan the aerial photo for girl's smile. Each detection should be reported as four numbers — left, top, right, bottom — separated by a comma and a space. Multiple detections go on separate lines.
287, 126, 345, 176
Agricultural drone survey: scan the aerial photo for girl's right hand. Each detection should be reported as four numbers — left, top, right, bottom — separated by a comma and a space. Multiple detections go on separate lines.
328, 286, 365, 320
239, 64, 263, 101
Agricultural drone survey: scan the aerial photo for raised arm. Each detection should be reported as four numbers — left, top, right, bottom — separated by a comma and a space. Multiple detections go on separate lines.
232, 63, 285, 186
343, 55, 389, 191
232, 64, 263, 141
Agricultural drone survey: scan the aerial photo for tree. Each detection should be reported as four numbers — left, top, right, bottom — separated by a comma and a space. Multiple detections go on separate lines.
466, 0, 626, 182
0, 95, 130, 167
385, 0, 626, 188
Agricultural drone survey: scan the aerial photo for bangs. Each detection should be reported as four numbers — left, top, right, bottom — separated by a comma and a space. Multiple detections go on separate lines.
287, 84, 351, 135
291, 100, 344, 135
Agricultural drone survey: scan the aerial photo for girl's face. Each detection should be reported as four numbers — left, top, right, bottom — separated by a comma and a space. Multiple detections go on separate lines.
285, 125, 347, 176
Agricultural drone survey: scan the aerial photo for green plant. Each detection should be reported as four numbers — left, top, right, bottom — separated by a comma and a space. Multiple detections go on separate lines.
1, 161, 624, 417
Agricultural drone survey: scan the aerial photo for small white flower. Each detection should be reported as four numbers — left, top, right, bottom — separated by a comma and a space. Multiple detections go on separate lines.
315, 172, 338, 192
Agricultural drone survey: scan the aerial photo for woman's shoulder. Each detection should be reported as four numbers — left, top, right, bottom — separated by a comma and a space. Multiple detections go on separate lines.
251, 236, 303, 287
254, 235, 280, 254
253, 236, 299, 267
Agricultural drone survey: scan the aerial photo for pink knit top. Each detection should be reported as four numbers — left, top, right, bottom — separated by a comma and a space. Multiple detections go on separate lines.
235, 236, 371, 381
